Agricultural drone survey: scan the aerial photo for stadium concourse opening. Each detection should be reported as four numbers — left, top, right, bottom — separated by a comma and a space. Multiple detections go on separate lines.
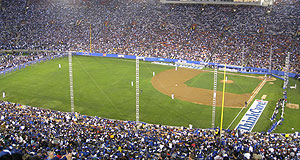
151, 67, 272, 108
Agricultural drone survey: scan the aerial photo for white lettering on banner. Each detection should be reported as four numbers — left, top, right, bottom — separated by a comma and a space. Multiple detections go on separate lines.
118, 55, 125, 58
178, 60, 187, 63
219, 67, 238, 73
235, 99, 268, 132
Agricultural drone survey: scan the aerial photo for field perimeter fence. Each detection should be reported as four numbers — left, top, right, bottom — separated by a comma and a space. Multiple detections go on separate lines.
1, 50, 298, 79
76, 52, 299, 79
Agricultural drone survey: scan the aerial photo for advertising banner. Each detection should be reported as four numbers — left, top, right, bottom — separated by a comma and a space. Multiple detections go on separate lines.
235, 99, 268, 132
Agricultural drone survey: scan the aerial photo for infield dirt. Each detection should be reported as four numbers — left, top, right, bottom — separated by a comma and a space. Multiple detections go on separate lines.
151, 68, 253, 108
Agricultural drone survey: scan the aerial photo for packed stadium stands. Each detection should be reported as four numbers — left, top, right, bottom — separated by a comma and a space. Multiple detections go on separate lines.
0, 52, 62, 72
0, 101, 300, 159
0, 0, 299, 74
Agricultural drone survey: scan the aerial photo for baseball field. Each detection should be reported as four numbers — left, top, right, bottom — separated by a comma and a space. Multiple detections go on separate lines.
0, 55, 299, 132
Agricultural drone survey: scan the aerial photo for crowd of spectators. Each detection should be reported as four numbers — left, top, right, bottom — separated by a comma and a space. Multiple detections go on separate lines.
270, 98, 284, 122
0, 52, 63, 72
268, 98, 285, 133
0, 101, 300, 159
1, 0, 300, 74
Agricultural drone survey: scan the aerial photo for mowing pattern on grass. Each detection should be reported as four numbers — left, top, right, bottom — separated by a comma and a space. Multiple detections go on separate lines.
228, 78, 300, 133
0, 56, 224, 128
185, 71, 262, 94
0, 56, 299, 132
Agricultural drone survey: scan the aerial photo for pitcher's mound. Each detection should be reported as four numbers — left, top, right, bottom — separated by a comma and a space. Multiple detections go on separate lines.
286, 103, 299, 109
220, 80, 234, 84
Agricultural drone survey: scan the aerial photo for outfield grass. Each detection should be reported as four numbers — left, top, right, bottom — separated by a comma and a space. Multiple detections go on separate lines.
227, 76, 300, 132
185, 71, 262, 94
0, 55, 299, 132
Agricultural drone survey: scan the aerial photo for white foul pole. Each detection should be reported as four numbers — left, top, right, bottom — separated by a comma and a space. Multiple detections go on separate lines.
69, 52, 75, 113
269, 47, 272, 75
242, 46, 245, 67
136, 56, 140, 123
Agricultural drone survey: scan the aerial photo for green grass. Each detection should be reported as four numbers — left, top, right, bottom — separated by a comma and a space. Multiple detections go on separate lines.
227, 77, 300, 133
0, 56, 299, 132
185, 71, 262, 94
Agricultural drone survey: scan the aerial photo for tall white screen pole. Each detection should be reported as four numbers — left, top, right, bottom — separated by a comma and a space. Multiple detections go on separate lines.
212, 63, 218, 128
136, 56, 139, 123
69, 52, 75, 113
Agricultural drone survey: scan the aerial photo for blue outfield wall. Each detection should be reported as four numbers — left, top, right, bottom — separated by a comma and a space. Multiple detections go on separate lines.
79, 52, 300, 78
272, 74, 285, 80
0, 51, 297, 78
